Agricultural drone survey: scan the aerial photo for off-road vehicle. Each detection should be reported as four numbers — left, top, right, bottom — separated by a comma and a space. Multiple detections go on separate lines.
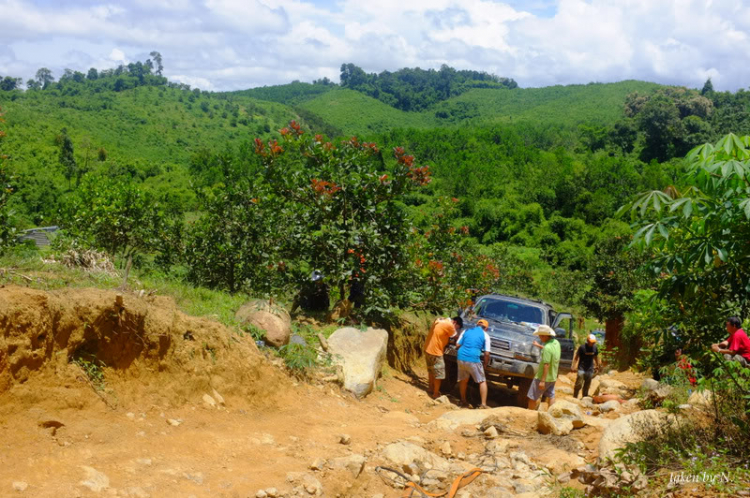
443, 294, 576, 405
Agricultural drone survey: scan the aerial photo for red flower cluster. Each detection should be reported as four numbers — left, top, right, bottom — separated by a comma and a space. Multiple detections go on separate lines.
311, 178, 341, 196
254, 138, 283, 157
314, 134, 324, 143
407, 165, 432, 186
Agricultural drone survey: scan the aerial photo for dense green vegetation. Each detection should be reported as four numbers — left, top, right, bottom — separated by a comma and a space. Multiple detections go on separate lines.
2, 58, 750, 494
339, 63, 517, 111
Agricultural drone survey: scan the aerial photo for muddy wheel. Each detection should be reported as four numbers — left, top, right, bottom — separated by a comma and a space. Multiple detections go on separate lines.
516, 377, 532, 407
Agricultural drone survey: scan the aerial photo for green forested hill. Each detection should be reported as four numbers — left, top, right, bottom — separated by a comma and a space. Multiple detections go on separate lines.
295, 81, 661, 136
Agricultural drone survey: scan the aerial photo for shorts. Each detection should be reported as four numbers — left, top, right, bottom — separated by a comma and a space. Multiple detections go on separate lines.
457, 360, 486, 383
425, 353, 446, 380
527, 378, 556, 401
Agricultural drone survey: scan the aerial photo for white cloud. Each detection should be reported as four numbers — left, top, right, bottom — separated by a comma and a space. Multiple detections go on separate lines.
1, 0, 749, 91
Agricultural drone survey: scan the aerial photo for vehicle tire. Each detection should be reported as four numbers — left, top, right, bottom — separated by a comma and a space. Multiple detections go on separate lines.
516, 377, 532, 407
441, 361, 458, 394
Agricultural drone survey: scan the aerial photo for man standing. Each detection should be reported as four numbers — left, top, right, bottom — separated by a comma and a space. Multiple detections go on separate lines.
573, 334, 601, 398
527, 325, 561, 410
711, 316, 750, 367
424, 316, 463, 399
456, 319, 492, 409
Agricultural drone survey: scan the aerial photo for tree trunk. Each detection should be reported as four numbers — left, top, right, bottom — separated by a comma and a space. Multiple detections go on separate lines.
120, 253, 133, 290
605, 314, 624, 350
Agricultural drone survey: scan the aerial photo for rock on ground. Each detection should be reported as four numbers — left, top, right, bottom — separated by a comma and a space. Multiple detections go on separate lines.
381, 442, 450, 472
599, 400, 620, 412
327, 327, 388, 398
236, 300, 292, 348
434, 406, 537, 432
329, 454, 366, 477
538, 400, 585, 436
599, 410, 675, 463
688, 389, 713, 409
595, 379, 628, 397
79, 466, 110, 492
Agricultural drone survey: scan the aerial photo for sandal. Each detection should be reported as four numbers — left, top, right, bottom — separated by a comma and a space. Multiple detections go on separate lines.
478, 404, 490, 409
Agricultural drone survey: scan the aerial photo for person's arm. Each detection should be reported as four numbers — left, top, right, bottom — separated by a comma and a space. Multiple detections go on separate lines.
483, 351, 490, 369
571, 348, 579, 371
712, 339, 734, 354
532, 340, 543, 350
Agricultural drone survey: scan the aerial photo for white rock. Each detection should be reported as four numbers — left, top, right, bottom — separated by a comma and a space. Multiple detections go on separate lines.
212, 389, 225, 406
329, 454, 366, 477
126, 413, 136, 420
440, 442, 452, 456
381, 442, 449, 472
435, 406, 537, 431
599, 410, 675, 463
309, 458, 326, 471
167, 419, 182, 427
265, 488, 279, 498
687, 390, 713, 409
537, 400, 585, 435
327, 327, 389, 398
595, 379, 628, 397
338, 434, 351, 445
80, 466, 110, 492
556, 386, 574, 395
641, 378, 660, 391
12, 481, 28, 492
202, 394, 217, 408
255, 491, 267, 498
484, 426, 499, 439
600, 400, 620, 412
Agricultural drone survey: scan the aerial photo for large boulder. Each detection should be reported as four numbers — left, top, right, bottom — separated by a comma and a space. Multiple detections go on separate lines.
537, 400, 585, 436
594, 379, 628, 397
598, 410, 674, 463
327, 327, 388, 398
235, 300, 291, 348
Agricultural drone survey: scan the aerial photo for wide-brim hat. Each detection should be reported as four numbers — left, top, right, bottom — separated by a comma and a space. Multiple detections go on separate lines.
533, 325, 556, 337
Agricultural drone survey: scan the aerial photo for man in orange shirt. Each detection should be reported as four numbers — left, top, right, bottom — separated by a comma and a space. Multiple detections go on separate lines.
424, 316, 463, 398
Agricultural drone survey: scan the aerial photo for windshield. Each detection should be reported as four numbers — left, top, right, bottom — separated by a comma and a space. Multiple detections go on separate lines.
473, 298, 545, 326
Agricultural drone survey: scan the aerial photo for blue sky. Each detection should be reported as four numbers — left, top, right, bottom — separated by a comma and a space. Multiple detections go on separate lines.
0, 0, 748, 92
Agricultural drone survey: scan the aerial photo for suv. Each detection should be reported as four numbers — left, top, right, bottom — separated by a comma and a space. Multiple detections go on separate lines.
443, 294, 576, 405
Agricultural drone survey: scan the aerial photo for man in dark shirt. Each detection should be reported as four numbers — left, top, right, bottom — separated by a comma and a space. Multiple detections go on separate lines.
573, 334, 601, 398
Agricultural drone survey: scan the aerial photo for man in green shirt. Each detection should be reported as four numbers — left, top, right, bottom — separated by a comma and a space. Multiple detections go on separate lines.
527, 325, 561, 410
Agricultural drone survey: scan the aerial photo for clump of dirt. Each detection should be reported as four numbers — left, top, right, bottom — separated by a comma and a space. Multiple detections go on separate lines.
0, 285, 286, 414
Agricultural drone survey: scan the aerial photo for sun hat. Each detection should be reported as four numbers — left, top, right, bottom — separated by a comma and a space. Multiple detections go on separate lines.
587, 334, 597, 344
477, 319, 489, 328
533, 325, 556, 337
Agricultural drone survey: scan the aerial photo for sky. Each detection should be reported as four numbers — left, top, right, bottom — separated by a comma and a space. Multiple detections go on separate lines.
0, 0, 748, 92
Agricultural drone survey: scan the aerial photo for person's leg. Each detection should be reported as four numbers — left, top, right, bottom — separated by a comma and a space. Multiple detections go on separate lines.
582, 370, 593, 398
479, 381, 488, 407
426, 355, 436, 396
527, 378, 541, 410
546, 382, 556, 408
574, 370, 585, 398
432, 355, 445, 397
459, 378, 469, 405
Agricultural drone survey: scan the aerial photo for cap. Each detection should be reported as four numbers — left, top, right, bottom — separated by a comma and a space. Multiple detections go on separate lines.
477, 319, 489, 328
587, 334, 597, 344
533, 325, 556, 337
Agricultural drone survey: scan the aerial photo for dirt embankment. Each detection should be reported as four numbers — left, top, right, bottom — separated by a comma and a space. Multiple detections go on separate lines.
0, 285, 285, 414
